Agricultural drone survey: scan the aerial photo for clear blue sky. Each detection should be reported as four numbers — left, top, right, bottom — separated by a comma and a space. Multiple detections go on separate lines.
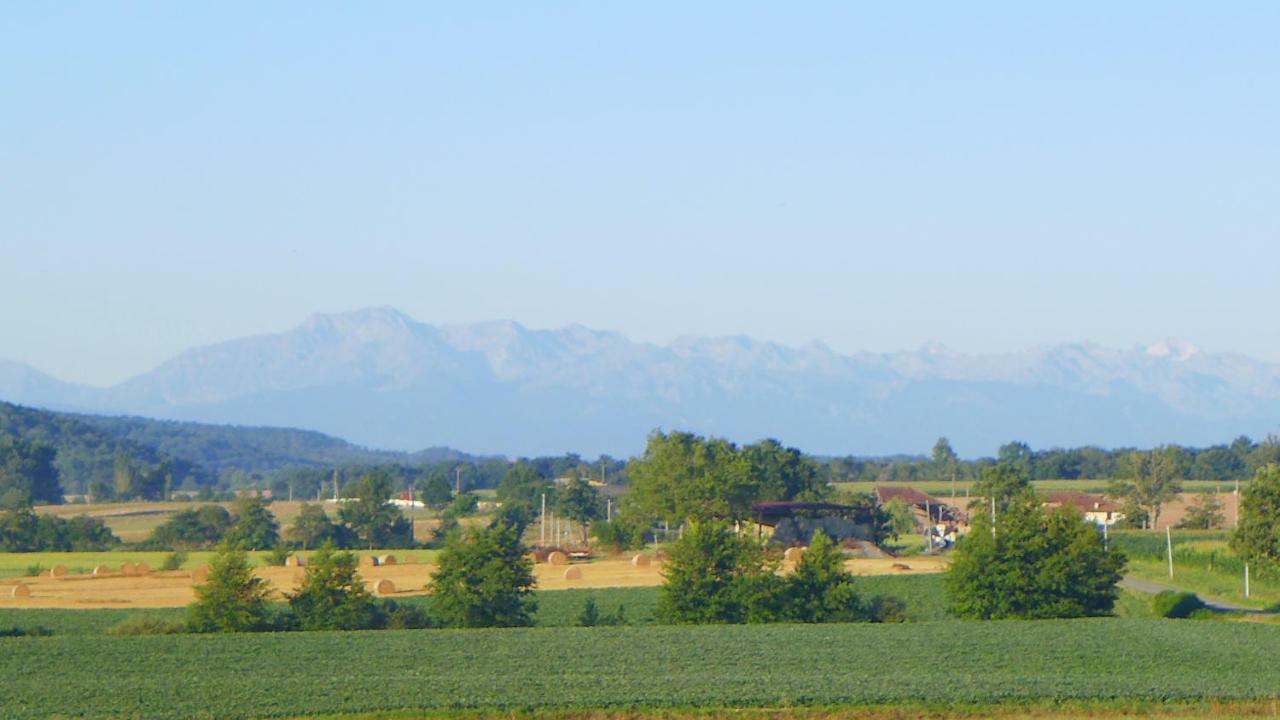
2, 3, 1278, 386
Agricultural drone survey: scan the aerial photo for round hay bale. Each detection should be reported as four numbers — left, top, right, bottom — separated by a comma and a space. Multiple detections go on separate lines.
562, 566, 582, 580
358, 555, 377, 568
546, 551, 569, 566
10, 584, 31, 599
119, 562, 137, 576
377, 554, 397, 566
285, 555, 305, 568
92, 565, 111, 577
50, 564, 68, 578
630, 553, 651, 568
191, 565, 210, 583
374, 579, 396, 596
784, 547, 804, 563
402, 555, 417, 565
134, 561, 151, 576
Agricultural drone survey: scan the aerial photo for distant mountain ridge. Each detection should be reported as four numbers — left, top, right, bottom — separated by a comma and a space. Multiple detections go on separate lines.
3, 307, 1279, 457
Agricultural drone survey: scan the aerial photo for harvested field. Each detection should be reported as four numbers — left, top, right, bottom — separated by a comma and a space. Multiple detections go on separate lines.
0, 554, 943, 609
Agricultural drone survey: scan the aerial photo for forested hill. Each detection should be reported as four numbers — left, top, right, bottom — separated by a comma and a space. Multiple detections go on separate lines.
0, 401, 474, 493
0, 401, 199, 494
68, 413, 414, 475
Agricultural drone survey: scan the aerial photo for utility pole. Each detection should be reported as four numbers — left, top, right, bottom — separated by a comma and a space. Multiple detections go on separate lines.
455, 467, 462, 495
1166, 525, 1174, 579
540, 493, 547, 547
332, 469, 339, 502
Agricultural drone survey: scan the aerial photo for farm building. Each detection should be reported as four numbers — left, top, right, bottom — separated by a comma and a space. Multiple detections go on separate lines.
749, 501, 877, 546
874, 486, 966, 548
1042, 491, 1125, 527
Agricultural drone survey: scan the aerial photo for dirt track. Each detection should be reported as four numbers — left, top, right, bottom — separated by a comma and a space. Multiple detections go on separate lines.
0, 555, 946, 609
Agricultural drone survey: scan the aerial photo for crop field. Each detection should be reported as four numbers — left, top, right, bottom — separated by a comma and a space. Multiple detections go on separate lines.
3, 619, 1280, 719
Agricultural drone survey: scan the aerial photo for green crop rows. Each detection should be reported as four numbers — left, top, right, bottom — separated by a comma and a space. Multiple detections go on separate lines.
3, 619, 1280, 718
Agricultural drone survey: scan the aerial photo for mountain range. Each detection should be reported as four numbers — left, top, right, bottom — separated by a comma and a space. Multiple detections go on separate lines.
2, 307, 1278, 457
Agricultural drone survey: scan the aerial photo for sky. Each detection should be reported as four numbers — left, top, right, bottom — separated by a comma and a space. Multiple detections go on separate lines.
2, 3, 1278, 387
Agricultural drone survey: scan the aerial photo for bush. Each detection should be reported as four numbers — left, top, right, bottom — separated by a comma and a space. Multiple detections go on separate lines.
187, 546, 274, 633
265, 545, 292, 567
380, 600, 433, 630
658, 521, 774, 624
578, 596, 626, 627
945, 497, 1126, 619
160, 550, 188, 571
0, 625, 53, 637
867, 595, 908, 623
1151, 591, 1206, 619
288, 544, 381, 631
106, 615, 186, 636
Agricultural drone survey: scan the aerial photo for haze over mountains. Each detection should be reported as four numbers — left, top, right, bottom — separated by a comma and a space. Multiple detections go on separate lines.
2, 308, 1278, 458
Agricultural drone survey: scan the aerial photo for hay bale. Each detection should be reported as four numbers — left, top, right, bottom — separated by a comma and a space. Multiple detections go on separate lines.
10, 584, 31, 599
377, 554, 397, 566
119, 562, 137, 576
784, 547, 804, 563
374, 579, 396, 596
402, 555, 417, 565
358, 555, 377, 568
546, 551, 569, 566
134, 561, 151, 576
191, 565, 210, 583
562, 566, 582, 580
92, 565, 111, 577
285, 555, 306, 568
51, 565, 68, 578
630, 553, 651, 568
891, 562, 912, 572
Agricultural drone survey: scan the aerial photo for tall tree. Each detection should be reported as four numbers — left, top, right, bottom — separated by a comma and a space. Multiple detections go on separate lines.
972, 464, 1032, 514
1110, 448, 1183, 530
187, 546, 273, 632
495, 463, 551, 514
555, 476, 604, 544
946, 495, 1125, 619
338, 472, 413, 549
627, 431, 755, 524
288, 543, 380, 630
416, 468, 454, 510
1231, 464, 1280, 568
657, 520, 774, 624
742, 439, 826, 501
0, 437, 61, 508
932, 437, 959, 500
223, 495, 280, 551
996, 441, 1034, 480
430, 522, 537, 628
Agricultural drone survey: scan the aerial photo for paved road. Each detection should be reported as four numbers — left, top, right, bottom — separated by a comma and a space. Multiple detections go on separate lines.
1120, 574, 1258, 612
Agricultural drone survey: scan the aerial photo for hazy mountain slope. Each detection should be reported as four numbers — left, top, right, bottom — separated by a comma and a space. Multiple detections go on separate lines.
5, 308, 1279, 457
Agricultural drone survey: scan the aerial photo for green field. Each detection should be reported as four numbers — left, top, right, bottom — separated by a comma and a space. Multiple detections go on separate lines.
3, 619, 1279, 718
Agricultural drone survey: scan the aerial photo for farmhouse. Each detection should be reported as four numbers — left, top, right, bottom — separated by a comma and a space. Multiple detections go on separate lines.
1042, 491, 1125, 526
